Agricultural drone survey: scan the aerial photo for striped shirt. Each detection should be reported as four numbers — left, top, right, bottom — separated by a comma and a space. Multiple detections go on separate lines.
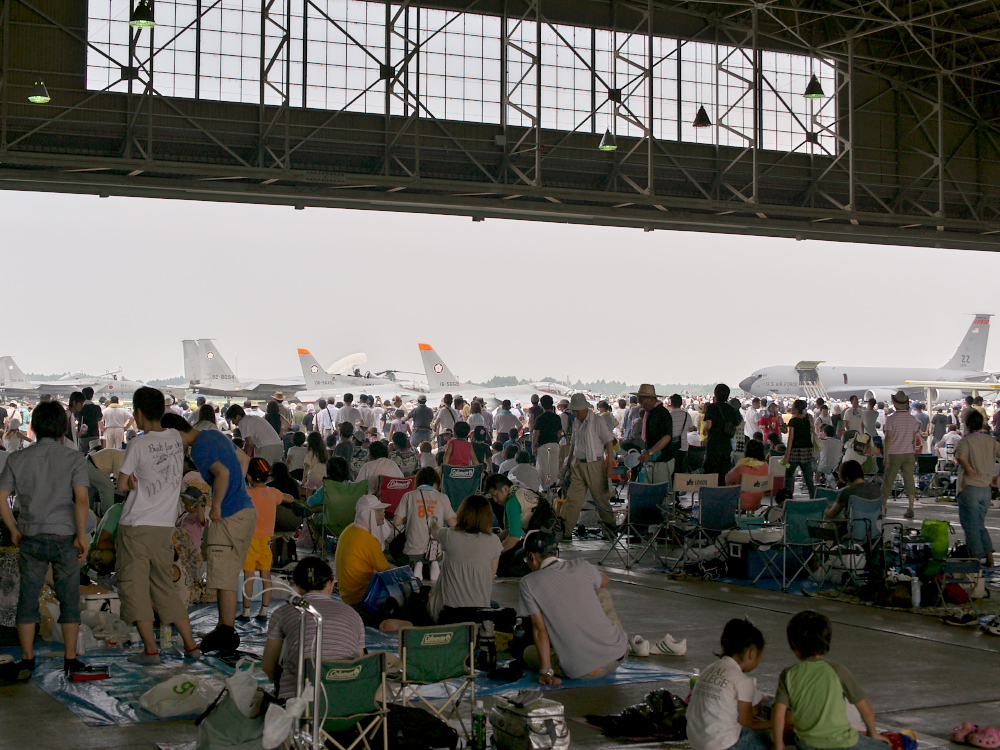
0, 437, 89, 536
267, 592, 366, 699
885, 410, 919, 455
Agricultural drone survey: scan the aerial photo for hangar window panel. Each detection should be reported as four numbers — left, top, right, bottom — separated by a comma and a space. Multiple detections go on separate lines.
86, 0, 837, 155
418, 8, 502, 124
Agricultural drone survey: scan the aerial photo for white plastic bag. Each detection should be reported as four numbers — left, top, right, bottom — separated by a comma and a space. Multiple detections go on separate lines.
139, 674, 214, 718
227, 657, 259, 718
262, 697, 306, 750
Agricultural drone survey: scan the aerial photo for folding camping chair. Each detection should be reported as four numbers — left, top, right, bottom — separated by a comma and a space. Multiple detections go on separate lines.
316, 652, 389, 750
442, 465, 483, 511
314, 479, 369, 557
739, 473, 774, 512
666, 485, 740, 574
914, 454, 940, 499
931, 558, 984, 606
610, 464, 631, 503
390, 622, 477, 738
751, 499, 826, 590
599, 481, 671, 569
379, 475, 416, 519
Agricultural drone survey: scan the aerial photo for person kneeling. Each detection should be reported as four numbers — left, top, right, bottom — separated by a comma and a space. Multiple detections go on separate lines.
517, 530, 628, 685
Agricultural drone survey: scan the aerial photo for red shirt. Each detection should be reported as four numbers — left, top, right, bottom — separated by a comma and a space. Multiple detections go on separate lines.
445, 438, 474, 466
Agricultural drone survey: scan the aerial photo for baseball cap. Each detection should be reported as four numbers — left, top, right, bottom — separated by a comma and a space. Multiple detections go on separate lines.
356, 495, 390, 512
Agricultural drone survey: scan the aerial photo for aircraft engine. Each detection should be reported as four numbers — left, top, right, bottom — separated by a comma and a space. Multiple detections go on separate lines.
863, 389, 895, 405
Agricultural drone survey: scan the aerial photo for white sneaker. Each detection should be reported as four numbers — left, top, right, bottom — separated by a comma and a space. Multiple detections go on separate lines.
650, 633, 687, 656
629, 635, 651, 657
412, 562, 423, 581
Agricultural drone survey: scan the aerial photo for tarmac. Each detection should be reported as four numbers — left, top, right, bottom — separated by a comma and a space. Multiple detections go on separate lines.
1, 493, 998, 750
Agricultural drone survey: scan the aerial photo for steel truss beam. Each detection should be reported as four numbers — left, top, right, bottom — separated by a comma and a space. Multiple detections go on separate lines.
1, 0, 999, 252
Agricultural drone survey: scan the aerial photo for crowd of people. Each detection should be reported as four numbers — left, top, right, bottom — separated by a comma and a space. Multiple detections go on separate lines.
0, 378, 995, 707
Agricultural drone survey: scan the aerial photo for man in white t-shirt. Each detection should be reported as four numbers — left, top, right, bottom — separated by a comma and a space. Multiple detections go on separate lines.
336, 393, 362, 429
841, 395, 865, 437
116, 387, 202, 665
742, 398, 761, 441
225, 404, 283, 465
315, 399, 336, 439
101, 396, 134, 450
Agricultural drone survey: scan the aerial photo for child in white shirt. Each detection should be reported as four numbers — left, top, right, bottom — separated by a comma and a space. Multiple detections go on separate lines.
687, 618, 771, 750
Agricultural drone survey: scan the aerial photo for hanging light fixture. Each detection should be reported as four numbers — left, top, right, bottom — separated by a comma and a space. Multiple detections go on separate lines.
692, 105, 712, 128
598, 128, 617, 151
28, 81, 51, 104
803, 74, 825, 99
129, 0, 156, 29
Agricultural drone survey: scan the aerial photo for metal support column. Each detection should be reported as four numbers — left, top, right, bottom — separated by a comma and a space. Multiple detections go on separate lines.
0, 0, 8, 152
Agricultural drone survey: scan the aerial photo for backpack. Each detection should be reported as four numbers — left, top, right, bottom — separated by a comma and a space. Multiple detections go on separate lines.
270, 536, 297, 569
387, 704, 458, 750
526, 491, 566, 540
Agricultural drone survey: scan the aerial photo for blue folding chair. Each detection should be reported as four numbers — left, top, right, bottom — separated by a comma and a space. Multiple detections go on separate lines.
667, 485, 740, 574
779, 499, 827, 589
442, 464, 483, 511
599, 481, 671, 569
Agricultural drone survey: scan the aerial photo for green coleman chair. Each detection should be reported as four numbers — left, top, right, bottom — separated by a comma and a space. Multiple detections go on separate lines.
316, 652, 389, 750
389, 622, 477, 737
310, 479, 368, 557
441, 465, 483, 511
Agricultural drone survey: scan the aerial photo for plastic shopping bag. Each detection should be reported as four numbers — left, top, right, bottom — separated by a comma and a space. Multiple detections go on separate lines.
227, 657, 260, 718
262, 698, 307, 750
140, 674, 215, 718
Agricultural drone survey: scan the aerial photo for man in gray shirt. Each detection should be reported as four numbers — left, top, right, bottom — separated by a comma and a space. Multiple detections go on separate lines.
517, 530, 627, 684
0, 400, 92, 679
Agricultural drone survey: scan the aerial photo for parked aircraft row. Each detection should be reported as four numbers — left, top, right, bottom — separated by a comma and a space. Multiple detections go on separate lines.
182, 338, 574, 407
0, 357, 147, 398
739, 314, 998, 402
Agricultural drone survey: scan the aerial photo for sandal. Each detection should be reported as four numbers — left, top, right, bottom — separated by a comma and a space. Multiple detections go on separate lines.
953, 723, 981, 743
982, 621, 1000, 637
969, 727, 1000, 749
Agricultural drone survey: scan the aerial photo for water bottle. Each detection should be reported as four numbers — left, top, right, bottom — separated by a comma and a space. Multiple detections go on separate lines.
911, 575, 921, 608
159, 624, 173, 652
128, 628, 142, 650
471, 700, 487, 750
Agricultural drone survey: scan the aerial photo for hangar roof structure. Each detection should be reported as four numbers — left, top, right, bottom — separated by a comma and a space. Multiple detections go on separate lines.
1, 0, 999, 250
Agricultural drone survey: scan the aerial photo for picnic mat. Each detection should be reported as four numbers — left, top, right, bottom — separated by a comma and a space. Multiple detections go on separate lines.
0, 640, 272, 727
419, 657, 691, 699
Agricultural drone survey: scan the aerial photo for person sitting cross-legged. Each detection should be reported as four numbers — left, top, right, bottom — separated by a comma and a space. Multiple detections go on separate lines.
516, 530, 628, 685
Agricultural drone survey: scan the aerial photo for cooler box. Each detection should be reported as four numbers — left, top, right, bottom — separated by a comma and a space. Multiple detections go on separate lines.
81, 592, 120, 618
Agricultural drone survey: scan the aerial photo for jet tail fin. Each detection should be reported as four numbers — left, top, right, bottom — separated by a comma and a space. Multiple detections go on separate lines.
943, 314, 992, 372
182, 340, 202, 384
298, 349, 337, 391
418, 343, 460, 392
197, 339, 240, 389
0, 357, 35, 389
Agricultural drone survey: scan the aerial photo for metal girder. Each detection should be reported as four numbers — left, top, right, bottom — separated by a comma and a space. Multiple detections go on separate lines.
2, 0, 1000, 252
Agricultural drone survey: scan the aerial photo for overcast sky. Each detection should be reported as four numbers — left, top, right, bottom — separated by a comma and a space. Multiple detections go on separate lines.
3, 189, 998, 387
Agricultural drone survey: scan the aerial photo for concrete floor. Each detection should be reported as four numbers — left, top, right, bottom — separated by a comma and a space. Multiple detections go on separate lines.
2, 493, 998, 750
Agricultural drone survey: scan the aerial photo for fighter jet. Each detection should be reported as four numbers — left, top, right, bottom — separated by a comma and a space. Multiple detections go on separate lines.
0, 356, 147, 398
294, 349, 424, 403
738, 314, 995, 403
182, 339, 304, 399
417, 343, 575, 409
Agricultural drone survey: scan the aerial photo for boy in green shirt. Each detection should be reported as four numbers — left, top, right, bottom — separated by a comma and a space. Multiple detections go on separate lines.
773, 611, 889, 750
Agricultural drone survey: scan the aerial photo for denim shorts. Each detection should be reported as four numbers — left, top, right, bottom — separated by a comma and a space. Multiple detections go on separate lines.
730, 726, 770, 750
796, 734, 888, 750
17, 534, 82, 626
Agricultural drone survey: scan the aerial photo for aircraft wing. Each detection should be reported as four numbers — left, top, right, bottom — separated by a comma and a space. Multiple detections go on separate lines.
904, 380, 1000, 391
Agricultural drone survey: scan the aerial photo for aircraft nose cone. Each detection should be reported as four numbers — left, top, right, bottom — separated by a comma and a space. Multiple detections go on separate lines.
739, 375, 759, 393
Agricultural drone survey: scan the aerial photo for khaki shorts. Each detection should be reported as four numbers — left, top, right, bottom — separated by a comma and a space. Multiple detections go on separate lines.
204, 508, 257, 591
117, 525, 188, 626
243, 537, 273, 572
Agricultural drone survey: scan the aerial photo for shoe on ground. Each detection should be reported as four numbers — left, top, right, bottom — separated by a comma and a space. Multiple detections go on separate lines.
199, 627, 241, 654
63, 658, 90, 675
127, 652, 162, 665
981, 619, 1000, 637
650, 633, 687, 656
184, 648, 203, 660
253, 613, 268, 624
952, 722, 980, 743
942, 612, 978, 627
0, 658, 35, 682
236, 614, 251, 623
904, 509, 915, 519
629, 635, 651, 657
967, 727, 1000, 749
